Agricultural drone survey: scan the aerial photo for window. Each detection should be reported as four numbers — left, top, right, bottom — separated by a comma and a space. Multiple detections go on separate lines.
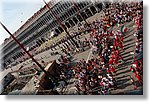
43, 17, 47, 24
53, 21, 57, 27
72, 8, 76, 14
55, 9, 59, 15
67, 10, 71, 16
83, 2, 87, 7
51, 22, 54, 28
59, 6, 63, 12
74, 7, 78, 12
48, 13, 53, 20
57, 8, 60, 14
81, 2, 85, 8
62, 15, 65, 21
66, 1, 72, 7
49, 22, 52, 28
70, 9, 74, 15
65, 13, 69, 18
62, 3, 67, 9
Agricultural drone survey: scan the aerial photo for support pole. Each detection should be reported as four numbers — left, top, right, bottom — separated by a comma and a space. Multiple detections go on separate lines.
43, 0, 79, 48
0, 22, 52, 80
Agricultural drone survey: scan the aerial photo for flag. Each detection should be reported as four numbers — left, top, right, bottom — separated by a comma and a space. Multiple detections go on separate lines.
116, 22, 120, 27
121, 25, 128, 33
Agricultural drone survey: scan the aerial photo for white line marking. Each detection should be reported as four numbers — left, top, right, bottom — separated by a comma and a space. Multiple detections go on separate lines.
86, 49, 92, 63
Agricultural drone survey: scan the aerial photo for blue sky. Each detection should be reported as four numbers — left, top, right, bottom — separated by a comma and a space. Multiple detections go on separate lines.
0, 0, 50, 45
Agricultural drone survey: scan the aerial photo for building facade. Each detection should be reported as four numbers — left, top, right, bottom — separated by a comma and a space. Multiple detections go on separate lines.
1, 0, 105, 69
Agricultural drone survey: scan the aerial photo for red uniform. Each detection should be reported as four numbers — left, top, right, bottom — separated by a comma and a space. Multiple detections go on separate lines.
111, 53, 115, 59
135, 74, 142, 83
118, 41, 123, 49
114, 57, 118, 65
109, 58, 113, 65
120, 36, 123, 42
110, 66, 116, 73
107, 69, 111, 74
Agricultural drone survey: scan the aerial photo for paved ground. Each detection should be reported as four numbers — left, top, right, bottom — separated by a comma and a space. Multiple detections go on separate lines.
61, 21, 143, 95
1, 11, 143, 95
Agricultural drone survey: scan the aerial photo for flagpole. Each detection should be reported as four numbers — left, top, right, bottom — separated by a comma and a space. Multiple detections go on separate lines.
43, 0, 79, 48
0, 22, 53, 81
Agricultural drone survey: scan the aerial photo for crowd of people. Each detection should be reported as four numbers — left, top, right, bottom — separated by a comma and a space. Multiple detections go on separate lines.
27, 1, 144, 95
39, 1, 143, 95
3, 1, 143, 95
129, 8, 143, 89
62, 1, 143, 95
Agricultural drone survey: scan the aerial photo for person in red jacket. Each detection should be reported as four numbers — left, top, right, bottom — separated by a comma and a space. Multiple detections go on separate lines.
109, 57, 113, 65
110, 65, 116, 75
135, 72, 143, 85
